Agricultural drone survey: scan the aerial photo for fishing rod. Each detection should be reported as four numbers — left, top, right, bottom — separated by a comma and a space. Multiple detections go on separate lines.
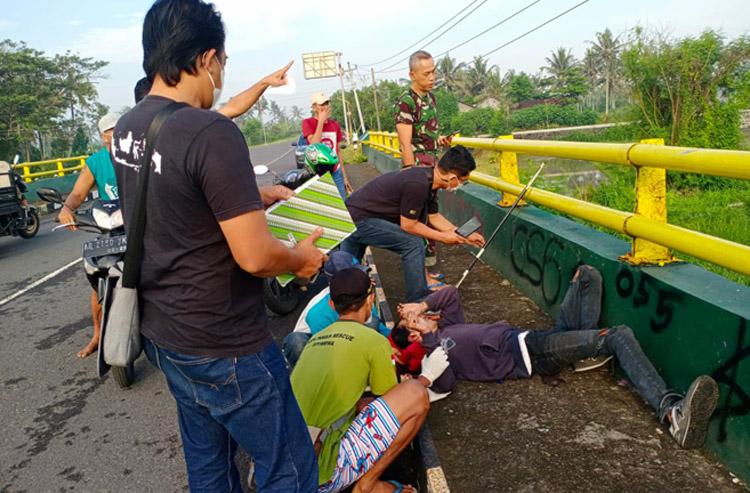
455, 162, 545, 288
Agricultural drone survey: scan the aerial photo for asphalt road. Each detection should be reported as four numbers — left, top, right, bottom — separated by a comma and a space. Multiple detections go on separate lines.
0, 140, 301, 493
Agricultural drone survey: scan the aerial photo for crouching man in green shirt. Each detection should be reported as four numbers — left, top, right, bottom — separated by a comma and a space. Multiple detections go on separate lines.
291, 268, 449, 493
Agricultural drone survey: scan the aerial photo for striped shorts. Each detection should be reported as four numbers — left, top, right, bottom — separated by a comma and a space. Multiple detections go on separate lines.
318, 397, 401, 493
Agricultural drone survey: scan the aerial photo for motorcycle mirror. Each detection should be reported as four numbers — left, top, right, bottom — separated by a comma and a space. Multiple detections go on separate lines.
253, 165, 269, 176
291, 141, 297, 147
36, 187, 64, 204
13, 154, 20, 165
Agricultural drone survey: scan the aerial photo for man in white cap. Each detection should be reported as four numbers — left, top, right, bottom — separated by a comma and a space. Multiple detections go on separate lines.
58, 111, 121, 358
302, 91, 351, 197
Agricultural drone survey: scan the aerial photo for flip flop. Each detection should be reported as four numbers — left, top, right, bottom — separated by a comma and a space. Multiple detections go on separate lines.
427, 282, 446, 290
385, 480, 417, 493
428, 272, 445, 281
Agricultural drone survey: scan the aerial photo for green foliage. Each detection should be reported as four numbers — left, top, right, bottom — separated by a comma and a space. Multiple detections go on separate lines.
506, 72, 538, 103
0, 39, 107, 160
240, 118, 298, 146
433, 88, 459, 133
71, 126, 89, 155
622, 29, 750, 147
510, 105, 598, 129
450, 108, 497, 136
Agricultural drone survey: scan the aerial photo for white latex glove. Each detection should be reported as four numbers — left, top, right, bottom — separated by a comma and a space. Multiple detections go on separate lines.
419, 347, 450, 386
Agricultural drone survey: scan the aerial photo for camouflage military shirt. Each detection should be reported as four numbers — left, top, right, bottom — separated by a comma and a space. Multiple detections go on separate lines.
394, 88, 440, 166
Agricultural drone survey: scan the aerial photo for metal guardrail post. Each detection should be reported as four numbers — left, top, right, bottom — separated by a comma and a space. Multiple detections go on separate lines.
496, 135, 522, 207
622, 138, 675, 266
21, 165, 31, 181
56, 160, 65, 177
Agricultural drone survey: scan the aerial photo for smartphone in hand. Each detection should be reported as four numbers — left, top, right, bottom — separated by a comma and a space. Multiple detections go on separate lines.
456, 216, 482, 238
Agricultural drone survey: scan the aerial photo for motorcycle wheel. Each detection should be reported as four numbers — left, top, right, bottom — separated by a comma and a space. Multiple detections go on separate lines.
111, 362, 135, 389
18, 209, 39, 239
262, 278, 300, 315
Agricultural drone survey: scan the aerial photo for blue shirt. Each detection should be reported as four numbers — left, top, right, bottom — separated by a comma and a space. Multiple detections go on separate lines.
86, 148, 118, 200
306, 292, 390, 337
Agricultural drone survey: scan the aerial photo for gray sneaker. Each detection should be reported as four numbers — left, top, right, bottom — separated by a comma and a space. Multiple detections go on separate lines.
668, 375, 719, 449
573, 355, 613, 372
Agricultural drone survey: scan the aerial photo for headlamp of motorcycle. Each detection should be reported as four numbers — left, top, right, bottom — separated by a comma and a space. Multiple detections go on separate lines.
92, 208, 124, 230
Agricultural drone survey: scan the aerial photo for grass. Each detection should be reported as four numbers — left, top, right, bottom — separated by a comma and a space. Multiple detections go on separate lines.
340, 145, 368, 165
470, 148, 750, 286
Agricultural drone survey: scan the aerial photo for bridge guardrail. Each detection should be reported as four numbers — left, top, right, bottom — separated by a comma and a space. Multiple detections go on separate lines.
365, 131, 750, 278
12, 156, 87, 181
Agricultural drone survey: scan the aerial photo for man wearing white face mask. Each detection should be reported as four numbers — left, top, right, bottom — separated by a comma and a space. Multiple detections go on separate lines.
342, 146, 485, 302
112, 1, 323, 491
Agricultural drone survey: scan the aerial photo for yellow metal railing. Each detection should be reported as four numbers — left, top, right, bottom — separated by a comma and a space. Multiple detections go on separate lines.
12, 156, 87, 181
365, 131, 750, 277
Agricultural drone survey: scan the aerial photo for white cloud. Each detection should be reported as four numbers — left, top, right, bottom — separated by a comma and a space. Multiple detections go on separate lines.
68, 20, 83, 27
65, 21, 143, 63
0, 19, 13, 30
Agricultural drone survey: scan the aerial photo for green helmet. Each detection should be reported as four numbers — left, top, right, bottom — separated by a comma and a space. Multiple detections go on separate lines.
304, 143, 339, 176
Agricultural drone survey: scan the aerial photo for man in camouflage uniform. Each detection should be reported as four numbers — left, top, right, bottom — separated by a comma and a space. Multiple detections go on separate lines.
395, 50, 455, 273
394, 50, 453, 168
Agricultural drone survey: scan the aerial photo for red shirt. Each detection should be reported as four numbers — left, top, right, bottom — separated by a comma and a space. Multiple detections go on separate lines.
302, 117, 343, 160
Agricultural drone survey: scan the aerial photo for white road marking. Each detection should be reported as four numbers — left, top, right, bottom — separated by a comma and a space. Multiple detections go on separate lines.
0, 258, 82, 307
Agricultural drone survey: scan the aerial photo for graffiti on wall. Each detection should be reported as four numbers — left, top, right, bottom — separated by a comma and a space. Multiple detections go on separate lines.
510, 223, 567, 306
614, 268, 685, 333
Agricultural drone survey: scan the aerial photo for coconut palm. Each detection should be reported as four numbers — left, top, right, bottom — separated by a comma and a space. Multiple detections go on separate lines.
582, 47, 600, 110
290, 105, 304, 122
589, 28, 622, 114
544, 47, 578, 90
464, 56, 496, 98
436, 54, 465, 93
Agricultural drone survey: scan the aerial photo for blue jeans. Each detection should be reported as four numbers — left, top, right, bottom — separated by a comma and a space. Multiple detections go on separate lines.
341, 217, 429, 302
143, 337, 318, 493
281, 332, 311, 369
525, 265, 668, 412
330, 166, 347, 199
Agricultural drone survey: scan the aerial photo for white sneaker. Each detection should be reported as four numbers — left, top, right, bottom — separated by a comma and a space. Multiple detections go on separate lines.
573, 355, 614, 372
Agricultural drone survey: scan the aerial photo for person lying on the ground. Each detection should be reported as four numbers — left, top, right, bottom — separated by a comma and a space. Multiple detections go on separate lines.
398, 265, 720, 449
342, 145, 485, 302
291, 267, 450, 493
282, 251, 390, 367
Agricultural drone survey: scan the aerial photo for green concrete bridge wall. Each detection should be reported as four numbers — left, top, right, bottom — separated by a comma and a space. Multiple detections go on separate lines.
25, 175, 79, 202
364, 145, 750, 482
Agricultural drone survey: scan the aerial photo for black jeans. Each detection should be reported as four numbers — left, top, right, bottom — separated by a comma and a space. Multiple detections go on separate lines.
525, 265, 668, 412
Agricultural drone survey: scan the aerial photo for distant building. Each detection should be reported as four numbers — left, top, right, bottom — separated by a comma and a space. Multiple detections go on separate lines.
458, 101, 474, 113
458, 97, 502, 113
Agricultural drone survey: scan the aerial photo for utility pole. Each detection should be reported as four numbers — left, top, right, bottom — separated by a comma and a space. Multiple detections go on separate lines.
347, 62, 367, 137
336, 54, 351, 144
370, 67, 382, 132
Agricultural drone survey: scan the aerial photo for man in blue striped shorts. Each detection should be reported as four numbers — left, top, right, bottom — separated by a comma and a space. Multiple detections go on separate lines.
291, 268, 450, 493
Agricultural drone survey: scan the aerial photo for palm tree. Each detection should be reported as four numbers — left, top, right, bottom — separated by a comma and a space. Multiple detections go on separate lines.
290, 105, 304, 123
544, 47, 577, 91
269, 100, 285, 124
436, 54, 465, 93
464, 56, 495, 98
589, 28, 622, 114
582, 47, 600, 109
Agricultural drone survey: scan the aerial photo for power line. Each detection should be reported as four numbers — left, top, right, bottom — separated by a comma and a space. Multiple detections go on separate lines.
481, 0, 591, 59
360, 0, 483, 67
377, 0, 489, 73
377, 0, 591, 75
432, 0, 543, 60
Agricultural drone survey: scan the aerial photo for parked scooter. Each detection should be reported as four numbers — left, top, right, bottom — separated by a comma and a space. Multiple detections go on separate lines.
36, 187, 135, 388
0, 155, 40, 239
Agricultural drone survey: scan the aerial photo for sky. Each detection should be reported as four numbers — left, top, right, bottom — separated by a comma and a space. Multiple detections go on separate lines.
1, 0, 748, 115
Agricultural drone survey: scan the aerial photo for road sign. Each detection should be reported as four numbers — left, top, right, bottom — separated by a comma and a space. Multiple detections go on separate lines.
302, 51, 339, 80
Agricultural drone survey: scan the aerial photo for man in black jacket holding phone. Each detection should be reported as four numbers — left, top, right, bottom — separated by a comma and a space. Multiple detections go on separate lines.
342, 146, 485, 302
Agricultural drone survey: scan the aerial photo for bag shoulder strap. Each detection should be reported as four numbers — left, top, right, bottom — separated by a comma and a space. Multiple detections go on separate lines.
122, 101, 183, 288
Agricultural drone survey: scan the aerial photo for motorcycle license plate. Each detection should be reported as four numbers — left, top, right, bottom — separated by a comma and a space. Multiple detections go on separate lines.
82, 236, 127, 257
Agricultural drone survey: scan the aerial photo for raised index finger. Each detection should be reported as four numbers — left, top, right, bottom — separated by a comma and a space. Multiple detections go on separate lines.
279, 60, 294, 74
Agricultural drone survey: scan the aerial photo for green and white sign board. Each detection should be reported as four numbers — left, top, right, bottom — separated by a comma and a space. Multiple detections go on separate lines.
265, 172, 356, 286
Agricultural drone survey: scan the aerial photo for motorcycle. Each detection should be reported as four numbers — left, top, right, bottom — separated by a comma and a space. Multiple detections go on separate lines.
0, 155, 40, 239
36, 187, 135, 388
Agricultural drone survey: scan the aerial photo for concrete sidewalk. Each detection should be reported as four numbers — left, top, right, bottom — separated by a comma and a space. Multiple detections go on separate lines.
345, 162, 747, 493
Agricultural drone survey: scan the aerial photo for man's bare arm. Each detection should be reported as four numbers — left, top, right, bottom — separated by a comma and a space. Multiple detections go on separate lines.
427, 212, 457, 233
217, 61, 293, 119
396, 123, 415, 166
400, 216, 465, 244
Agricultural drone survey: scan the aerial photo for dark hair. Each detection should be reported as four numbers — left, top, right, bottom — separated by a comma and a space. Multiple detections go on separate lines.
142, 0, 225, 86
390, 326, 411, 349
333, 296, 369, 315
134, 77, 153, 104
437, 145, 476, 177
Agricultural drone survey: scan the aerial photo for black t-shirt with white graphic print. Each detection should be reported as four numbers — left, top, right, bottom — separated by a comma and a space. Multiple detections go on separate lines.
345, 166, 438, 224
112, 95, 270, 358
